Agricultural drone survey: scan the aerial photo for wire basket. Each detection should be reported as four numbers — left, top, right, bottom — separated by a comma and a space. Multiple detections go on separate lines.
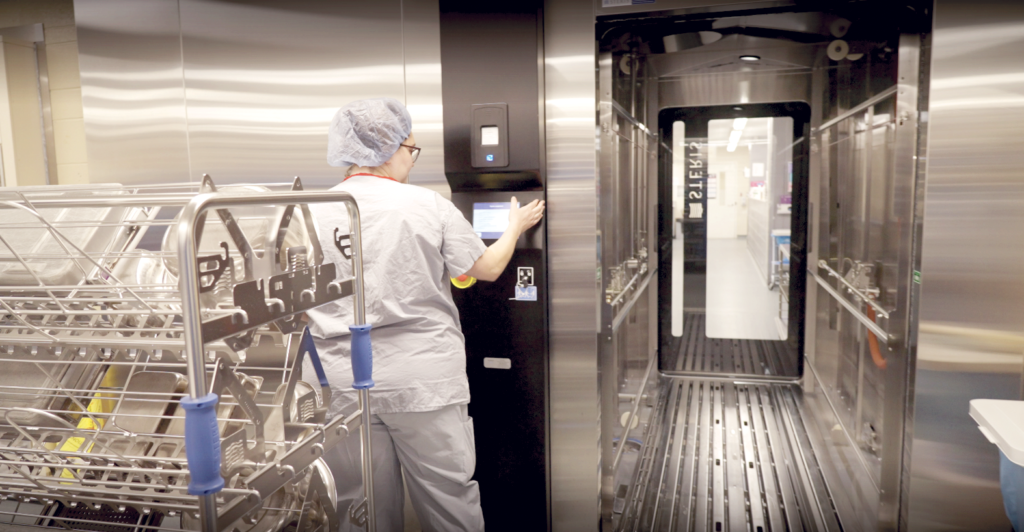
0, 177, 376, 532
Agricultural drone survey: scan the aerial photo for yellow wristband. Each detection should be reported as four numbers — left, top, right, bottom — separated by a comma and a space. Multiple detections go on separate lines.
451, 274, 477, 289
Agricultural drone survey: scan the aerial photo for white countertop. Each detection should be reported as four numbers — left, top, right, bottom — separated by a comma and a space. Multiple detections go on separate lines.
970, 398, 1024, 466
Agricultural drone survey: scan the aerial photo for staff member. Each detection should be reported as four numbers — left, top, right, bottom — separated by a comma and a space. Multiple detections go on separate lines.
304, 98, 544, 532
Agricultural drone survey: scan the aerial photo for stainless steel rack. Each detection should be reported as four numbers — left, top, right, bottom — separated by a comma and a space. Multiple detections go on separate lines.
0, 178, 376, 532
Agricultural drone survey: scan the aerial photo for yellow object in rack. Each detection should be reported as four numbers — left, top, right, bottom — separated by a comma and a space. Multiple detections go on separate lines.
58, 367, 120, 479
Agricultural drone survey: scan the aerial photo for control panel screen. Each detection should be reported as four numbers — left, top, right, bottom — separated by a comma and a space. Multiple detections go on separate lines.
473, 202, 514, 239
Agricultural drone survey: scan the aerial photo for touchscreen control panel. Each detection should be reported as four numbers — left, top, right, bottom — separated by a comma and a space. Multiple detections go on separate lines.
453, 191, 543, 248
472, 202, 518, 239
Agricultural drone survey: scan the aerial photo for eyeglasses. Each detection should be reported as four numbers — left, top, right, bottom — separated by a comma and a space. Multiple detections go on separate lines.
400, 144, 421, 163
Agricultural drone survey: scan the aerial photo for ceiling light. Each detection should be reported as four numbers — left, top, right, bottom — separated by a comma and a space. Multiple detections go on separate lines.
727, 129, 743, 152
732, 117, 748, 130
739, 55, 760, 62
733, 106, 743, 111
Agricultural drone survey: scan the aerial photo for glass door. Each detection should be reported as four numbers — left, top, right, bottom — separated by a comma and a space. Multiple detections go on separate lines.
659, 103, 810, 378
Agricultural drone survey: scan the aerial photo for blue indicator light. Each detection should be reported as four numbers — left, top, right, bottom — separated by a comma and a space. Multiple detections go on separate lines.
486, 154, 494, 162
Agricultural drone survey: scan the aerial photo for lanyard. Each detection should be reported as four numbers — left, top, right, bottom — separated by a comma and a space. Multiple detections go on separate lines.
344, 173, 399, 183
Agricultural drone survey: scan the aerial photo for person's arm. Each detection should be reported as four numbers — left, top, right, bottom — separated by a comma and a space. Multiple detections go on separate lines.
464, 197, 545, 282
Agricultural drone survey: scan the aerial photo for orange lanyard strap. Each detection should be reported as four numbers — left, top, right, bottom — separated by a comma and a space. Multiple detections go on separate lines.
344, 173, 398, 183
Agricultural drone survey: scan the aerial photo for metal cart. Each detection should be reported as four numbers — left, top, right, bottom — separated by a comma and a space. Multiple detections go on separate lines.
768, 229, 791, 288
0, 177, 376, 532
776, 243, 790, 338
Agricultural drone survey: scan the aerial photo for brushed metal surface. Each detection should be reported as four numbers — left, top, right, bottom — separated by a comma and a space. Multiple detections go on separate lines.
803, 30, 926, 531
905, 1, 1024, 529
660, 70, 811, 111
400, 0, 450, 198
75, 0, 192, 184
597, 50, 621, 529
76, 0, 445, 192
176, 0, 404, 188
545, 0, 601, 530
879, 34, 924, 530
801, 363, 880, 532
597, 43, 659, 528
657, 38, 815, 75
35, 42, 57, 185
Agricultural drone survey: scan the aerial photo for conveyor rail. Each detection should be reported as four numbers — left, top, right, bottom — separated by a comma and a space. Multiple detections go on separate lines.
617, 377, 842, 532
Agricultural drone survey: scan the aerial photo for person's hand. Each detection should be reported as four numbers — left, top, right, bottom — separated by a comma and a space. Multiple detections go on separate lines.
508, 196, 545, 235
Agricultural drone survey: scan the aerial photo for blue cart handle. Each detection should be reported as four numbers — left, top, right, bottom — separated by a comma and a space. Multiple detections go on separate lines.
349, 324, 374, 389
182, 393, 225, 495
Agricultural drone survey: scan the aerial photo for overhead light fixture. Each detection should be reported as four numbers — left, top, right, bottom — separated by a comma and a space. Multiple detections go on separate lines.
739, 55, 760, 62
726, 118, 747, 152
733, 106, 743, 111
726, 129, 743, 152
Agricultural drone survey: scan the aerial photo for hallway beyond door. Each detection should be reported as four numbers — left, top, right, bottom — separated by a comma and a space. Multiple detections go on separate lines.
706, 237, 781, 340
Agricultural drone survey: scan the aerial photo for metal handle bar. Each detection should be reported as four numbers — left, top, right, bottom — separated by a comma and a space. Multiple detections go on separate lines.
0, 194, 209, 208
816, 260, 890, 319
810, 268, 893, 343
813, 85, 897, 133
612, 269, 655, 332
607, 267, 643, 307
611, 353, 657, 474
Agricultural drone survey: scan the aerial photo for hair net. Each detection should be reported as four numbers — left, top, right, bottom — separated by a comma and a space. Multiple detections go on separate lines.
327, 98, 413, 168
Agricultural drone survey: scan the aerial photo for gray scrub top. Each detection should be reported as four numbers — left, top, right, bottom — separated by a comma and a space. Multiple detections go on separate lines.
305, 174, 487, 416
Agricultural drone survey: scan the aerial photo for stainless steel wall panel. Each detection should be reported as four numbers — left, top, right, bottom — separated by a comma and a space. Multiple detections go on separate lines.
801, 364, 880, 532
803, 63, 824, 381
401, 0, 449, 198
597, 44, 659, 529
651, 35, 817, 79
77, 1, 445, 191
803, 31, 926, 531
545, 0, 600, 530
816, 94, 901, 493
905, 1, 1024, 529
597, 51, 619, 530
75, 0, 191, 184
877, 36, 923, 527
659, 71, 812, 111
177, 0, 404, 188
651, 33, 817, 134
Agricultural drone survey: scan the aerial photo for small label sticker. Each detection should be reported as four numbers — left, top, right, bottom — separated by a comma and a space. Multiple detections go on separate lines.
517, 267, 534, 287
513, 286, 537, 301
913, 270, 921, 284
688, 202, 704, 219
483, 357, 512, 369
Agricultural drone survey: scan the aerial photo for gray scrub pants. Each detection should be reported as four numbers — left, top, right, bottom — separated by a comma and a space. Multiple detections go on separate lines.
324, 403, 485, 532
